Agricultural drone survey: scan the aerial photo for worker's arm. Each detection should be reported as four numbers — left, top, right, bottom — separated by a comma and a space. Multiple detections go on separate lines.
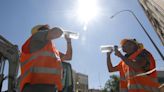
107, 50, 120, 72
47, 27, 63, 40
114, 49, 150, 71
59, 35, 72, 61
46, 27, 72, 61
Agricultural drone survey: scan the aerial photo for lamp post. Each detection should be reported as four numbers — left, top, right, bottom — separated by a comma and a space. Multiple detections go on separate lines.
110, 10, 164, 61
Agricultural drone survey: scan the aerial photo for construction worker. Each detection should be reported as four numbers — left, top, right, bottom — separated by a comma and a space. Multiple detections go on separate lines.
19, 24, 72, 92
106, 38, 160, 92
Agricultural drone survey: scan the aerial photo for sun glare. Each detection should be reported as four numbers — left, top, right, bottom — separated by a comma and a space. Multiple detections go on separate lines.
76, 0, 100, 30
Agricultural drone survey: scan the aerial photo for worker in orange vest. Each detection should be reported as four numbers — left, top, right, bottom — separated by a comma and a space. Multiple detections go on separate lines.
106, 38, 160, 92
107, 46, 128, 92
19, 24, 72, 92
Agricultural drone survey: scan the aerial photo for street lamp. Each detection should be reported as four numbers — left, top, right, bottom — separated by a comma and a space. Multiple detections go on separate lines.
110, 10, 164, 61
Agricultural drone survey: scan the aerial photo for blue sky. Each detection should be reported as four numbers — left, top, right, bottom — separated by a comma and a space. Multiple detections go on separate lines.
0, 0, 164, 91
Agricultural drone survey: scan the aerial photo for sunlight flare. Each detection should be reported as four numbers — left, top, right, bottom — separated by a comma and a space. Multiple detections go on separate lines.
76, 0, 100, 30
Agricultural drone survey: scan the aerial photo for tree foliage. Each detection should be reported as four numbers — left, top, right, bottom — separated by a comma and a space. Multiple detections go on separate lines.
102, 75, 120, 92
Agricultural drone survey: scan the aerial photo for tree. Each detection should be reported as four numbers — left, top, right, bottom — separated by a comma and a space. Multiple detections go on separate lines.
102, 75, 120, 92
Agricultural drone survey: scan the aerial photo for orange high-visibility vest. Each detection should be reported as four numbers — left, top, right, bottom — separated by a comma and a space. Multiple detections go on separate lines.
117, 61, 128, 92
19, 36, 63, 92
123, 49, 160, 92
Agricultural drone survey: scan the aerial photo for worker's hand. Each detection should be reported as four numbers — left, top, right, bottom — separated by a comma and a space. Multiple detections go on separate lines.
65, 34, 71, 43
107, 49, 113, 57
114, 48, 123, 58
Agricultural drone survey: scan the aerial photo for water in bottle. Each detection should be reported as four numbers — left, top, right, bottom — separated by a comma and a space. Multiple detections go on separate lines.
63, 31, 79, 39
100, 45, 114, 53
100, 45, 121, 53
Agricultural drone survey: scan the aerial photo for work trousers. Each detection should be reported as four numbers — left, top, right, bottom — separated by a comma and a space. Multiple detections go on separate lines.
22, 84, 58, 92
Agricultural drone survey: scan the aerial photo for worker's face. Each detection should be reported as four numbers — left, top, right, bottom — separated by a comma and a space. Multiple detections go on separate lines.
122, 41, 138, 54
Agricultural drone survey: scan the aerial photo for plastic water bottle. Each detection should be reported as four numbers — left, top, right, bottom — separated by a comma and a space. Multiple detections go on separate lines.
100, 45, 121, 53
62, 31, 79, 39
100, 45, 114, 53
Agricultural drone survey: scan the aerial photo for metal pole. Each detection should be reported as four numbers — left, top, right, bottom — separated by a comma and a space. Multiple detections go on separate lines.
110, 10, 164, 61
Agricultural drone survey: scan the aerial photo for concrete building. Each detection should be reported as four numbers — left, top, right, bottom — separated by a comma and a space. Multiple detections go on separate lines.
139, 0, 164, 45
73, 70, 89, 92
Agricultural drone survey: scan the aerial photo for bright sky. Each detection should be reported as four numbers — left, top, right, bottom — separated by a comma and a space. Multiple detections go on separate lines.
0, 0, 164, 91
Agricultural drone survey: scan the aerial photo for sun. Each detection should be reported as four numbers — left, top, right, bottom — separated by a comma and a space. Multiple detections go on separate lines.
76, 0, 100, 30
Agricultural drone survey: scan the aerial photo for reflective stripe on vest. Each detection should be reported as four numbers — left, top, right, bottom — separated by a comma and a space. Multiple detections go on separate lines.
135, 68, 156, 77
20, 66, 61, 82
128, 84, 159, 92
125, 70, 158, 82
31, 66, 61, 74
120, 88, 128, 92
125, 68, 156, 77
21, 51, 61, 67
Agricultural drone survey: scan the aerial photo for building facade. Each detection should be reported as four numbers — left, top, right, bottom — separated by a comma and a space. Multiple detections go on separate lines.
73, 71, 89, 92
139, 0, 164, 45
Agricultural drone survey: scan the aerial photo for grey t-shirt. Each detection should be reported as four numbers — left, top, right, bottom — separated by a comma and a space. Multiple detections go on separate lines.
29, 30, 48, 53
